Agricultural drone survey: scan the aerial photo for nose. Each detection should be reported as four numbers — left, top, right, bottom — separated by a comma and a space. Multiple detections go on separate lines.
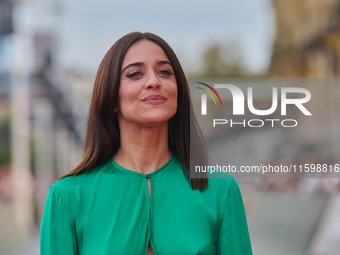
145, 72, 161, 90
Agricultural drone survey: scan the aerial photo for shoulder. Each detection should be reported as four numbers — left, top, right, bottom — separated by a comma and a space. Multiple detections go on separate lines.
49, 161, 113, 198
208, 174, 238, 188
161, 155, 188, 178
170, 155, 184, 171
207, 177, 247, 226
48, 175, 85, 211
207, 175, 242, 200
50, 175, 79, 195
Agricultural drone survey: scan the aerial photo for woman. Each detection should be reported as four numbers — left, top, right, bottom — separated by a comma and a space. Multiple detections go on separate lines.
40, 32, 252, 255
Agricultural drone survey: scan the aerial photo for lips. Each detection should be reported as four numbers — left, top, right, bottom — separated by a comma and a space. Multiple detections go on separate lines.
141, 94, 167, 105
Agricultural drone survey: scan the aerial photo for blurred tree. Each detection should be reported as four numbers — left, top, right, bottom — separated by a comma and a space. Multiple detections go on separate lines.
268, 0, 340, 77
0, 117, 10, 166
189, 43, 256, 78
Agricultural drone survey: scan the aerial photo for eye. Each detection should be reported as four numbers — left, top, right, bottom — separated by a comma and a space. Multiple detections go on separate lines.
158, 69, 174, 76
126, 71, 143, 78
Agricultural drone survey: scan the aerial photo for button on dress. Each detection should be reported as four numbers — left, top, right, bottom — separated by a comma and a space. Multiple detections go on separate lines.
40, 155, 252, 255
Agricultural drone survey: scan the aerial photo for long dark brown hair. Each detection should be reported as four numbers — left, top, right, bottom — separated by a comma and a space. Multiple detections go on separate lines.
58, 32, 208, 190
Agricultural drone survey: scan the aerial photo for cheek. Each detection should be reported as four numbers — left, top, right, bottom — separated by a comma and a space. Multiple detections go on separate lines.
169, 80, 177, 90
168, 79, 178, 96
117, 87, 141, 114
119, 87, 136, 102
170, 84, 178, 112
173, 84, 178, 98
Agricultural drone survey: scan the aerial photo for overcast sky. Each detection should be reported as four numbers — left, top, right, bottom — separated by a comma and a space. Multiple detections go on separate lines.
16, 0, 275, 75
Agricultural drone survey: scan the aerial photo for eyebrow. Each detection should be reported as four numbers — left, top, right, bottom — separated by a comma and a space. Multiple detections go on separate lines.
157, 60, 172, 67
121, 60, 172, 73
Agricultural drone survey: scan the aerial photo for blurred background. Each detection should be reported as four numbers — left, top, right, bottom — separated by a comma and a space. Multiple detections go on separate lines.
1, 0, 340, 254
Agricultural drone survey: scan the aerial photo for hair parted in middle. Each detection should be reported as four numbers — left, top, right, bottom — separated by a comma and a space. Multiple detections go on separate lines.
58, 32, 208, 191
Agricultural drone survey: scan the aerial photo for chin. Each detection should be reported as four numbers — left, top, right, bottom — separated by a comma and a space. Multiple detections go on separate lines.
143, 118, 170, 126
142, 114, 175, 126
144, 110, 176, 121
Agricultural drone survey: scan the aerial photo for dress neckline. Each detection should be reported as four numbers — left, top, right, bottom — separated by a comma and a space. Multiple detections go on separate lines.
109, 155, 175, 178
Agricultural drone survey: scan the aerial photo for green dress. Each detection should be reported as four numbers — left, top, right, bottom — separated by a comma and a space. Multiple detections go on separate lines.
40, 155, 252, 255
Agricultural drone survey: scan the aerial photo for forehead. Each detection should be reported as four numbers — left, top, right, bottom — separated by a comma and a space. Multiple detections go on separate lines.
122, 40, 170, 66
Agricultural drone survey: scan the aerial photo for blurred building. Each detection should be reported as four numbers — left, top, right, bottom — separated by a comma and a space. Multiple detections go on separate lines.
0, 1, 92, 254
269, 0, 340, 77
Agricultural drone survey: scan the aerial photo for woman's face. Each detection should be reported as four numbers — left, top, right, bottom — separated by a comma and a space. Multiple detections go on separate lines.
116, 40, 178, 127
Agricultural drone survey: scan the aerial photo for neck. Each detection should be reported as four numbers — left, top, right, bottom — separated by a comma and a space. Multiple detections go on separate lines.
113, 122, 171, 174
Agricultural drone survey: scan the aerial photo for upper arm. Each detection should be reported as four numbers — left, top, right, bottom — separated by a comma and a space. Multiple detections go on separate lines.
217, 178, 252, 255
40, 186, 78, 255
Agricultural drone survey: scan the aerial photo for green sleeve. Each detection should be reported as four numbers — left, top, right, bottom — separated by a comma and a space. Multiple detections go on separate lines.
40, 186, 78, 255
217, 178, 253, 255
